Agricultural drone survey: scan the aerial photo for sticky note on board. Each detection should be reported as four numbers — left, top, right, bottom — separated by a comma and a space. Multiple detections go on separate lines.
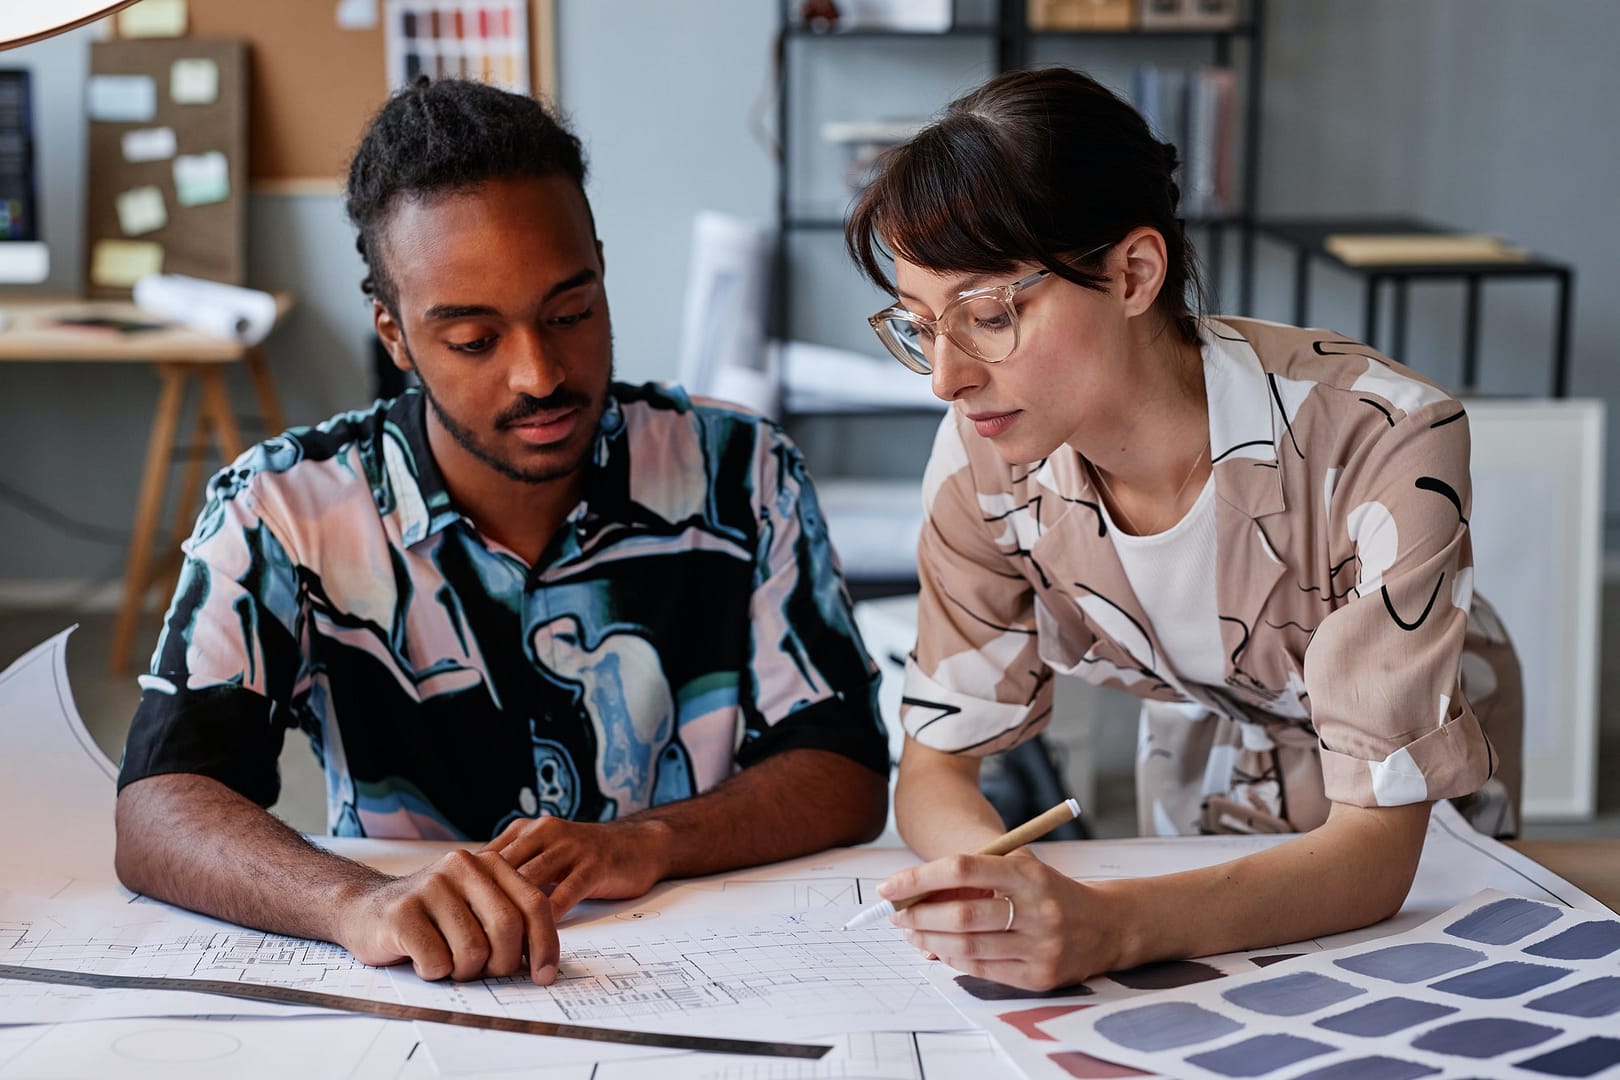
90, 240, 164, 288
86, 75, 157, 123
115, 186, 168, 236
336, 0, 378, 29
121, 126, 177, 163
117, 0, 188, 37
173, 152, 230, 206
170, 58, 219, 105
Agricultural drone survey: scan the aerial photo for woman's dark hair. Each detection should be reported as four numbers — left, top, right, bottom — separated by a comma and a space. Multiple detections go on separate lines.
846, 66, 1205, 344
345, 77, 592, 315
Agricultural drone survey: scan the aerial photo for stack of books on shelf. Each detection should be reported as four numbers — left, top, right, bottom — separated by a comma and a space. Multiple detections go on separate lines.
1028, 0, 1238, 31
1131, 63, 1238, 219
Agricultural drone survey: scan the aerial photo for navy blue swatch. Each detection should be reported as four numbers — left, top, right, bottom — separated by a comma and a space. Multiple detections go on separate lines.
1430, 960, 1570, 999
1094, 1002, 1241, 1052
1524, 920, 1620, 960
1185, 1033, 1334, 1077
1315, 996, 1457, 1036
1294, 1057, 1440, 1080
1527, 976, 1620, 1018
1515, 1036, 1620, 1077
1335, 942, 1486, 983
1412, 1018, 1560, 1058
1222, 971, 1365, 1017
1444, 897, 1562, 945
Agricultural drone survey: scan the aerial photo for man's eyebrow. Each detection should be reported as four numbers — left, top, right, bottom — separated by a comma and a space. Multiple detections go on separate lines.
421, 269, 600, 323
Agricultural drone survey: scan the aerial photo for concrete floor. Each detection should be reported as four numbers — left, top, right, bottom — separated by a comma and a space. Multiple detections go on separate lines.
3, 597, 1617, 842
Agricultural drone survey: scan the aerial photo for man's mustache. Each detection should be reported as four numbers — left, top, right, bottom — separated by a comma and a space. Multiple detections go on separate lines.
496, 390, 592, 427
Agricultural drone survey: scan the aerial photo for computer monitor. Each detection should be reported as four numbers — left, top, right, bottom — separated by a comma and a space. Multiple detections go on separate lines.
0, 68, 48, 284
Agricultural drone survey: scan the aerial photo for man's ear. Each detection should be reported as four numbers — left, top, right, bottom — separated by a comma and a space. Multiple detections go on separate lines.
374, 299, 413, 373
1117, 226, 1170, 319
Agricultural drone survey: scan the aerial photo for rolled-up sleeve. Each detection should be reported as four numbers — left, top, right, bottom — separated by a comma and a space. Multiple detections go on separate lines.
902, 415, 1054, 756
1306, 401, 1495, 807
118, 461, 303, 806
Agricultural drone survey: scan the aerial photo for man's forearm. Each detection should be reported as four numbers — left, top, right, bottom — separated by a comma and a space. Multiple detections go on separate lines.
115, 773, 385, 942
630, 749, 887, 879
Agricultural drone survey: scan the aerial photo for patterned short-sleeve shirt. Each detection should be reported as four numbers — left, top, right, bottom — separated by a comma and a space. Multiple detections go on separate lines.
119, 383, 888, 840
904, 318, 1522, 836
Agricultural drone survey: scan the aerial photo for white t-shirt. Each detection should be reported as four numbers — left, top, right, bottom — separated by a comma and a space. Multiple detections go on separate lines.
1100, 472, 1224, 688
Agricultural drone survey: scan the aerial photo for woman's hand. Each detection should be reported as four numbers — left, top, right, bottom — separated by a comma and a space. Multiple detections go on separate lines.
880, 851, 1124, 991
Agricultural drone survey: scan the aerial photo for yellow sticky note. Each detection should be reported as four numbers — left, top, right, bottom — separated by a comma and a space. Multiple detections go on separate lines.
118, 0, 188, 38
91, 240, 164, 289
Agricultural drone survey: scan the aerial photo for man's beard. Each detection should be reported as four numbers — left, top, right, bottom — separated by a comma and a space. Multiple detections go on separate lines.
406, 341, 609, 485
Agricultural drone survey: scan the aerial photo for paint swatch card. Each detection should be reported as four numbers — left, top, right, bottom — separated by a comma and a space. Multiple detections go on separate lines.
86, 75, 157, 123
1047, 890, 1620, 1079
120, 126, 177, 163
384, 0, 530, 92
170, 58, 219, 106
172, 151, 229, 207
90, 240, 164, 288
114, 185, 167, 236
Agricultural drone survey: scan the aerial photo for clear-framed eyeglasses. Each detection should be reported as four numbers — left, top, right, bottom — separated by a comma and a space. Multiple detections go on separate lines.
867, 243, 1111, 375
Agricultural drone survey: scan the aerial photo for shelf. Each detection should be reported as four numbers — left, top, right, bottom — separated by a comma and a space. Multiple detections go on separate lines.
1027, 23, 1256, 40
785, 25, 1000, 39
785, 212, 1251, 232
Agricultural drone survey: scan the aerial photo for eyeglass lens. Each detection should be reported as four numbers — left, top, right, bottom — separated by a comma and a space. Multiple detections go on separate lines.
879, 294, 1017, 373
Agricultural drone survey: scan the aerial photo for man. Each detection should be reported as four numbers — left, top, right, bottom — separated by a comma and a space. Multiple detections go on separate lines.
114, 78, 889, 987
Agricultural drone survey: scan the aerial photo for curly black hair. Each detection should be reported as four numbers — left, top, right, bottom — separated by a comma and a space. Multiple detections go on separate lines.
345, 77, 592, 315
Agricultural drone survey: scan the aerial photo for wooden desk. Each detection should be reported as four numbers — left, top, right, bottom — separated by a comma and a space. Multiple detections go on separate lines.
0, 296, 290, 674
1253, 215, 1574, 396
1511, 838, 1620, 913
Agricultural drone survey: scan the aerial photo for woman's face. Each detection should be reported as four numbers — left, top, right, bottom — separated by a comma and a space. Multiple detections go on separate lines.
891, 252, 1137, 465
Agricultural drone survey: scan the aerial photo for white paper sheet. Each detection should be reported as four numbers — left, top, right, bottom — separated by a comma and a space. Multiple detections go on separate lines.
0, 627, 121, 897
0, 890, 398, 1023
1056, 889, 1620, 1079
0, 1016, 404, 1080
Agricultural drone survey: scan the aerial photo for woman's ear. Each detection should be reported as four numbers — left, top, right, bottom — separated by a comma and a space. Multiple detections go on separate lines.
1117, 226, 1170, 319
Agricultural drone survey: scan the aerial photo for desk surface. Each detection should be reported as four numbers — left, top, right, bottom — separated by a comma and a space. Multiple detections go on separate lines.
1255, 215, 1569, 276
1510, 838, 1620, 912
0, 295, 278, 363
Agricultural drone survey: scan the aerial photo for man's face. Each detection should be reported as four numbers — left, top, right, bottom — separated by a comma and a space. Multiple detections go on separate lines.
373, 174, 612, 488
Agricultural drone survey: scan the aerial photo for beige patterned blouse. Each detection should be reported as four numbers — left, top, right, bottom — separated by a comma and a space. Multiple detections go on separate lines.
902, 317, 1522, 837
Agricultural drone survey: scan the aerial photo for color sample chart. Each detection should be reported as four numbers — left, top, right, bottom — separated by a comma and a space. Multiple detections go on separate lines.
385, 0, 529, 92
1049, 890, 1620, 1079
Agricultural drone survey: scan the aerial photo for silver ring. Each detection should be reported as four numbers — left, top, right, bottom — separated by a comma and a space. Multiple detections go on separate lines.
1002, 895, 1015, 933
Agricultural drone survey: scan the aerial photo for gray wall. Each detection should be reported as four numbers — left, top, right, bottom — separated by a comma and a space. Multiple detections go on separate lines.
5, 0, 1620, 586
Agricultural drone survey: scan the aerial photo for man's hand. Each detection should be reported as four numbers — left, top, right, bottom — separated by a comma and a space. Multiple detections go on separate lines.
336, 849, 560, 984
482, 816, 675, 919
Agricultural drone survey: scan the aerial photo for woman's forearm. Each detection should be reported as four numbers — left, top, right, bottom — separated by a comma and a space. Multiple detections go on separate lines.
894, 738, 1008, 858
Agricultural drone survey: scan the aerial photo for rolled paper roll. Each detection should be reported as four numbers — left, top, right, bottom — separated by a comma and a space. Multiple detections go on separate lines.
132, 273, 278, 346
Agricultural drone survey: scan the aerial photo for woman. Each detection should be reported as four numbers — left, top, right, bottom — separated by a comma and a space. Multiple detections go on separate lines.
844, 67, 1522, 991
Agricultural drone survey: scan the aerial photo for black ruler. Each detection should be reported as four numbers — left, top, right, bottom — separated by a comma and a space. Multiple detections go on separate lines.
0, 963, 831, 1059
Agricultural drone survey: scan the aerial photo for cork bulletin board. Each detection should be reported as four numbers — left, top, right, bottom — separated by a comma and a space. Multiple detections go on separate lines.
83, 37, 247, 297
185, 0, 557, 191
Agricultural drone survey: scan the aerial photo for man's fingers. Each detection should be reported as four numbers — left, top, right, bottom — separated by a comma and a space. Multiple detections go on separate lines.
453, 855, 534, 978
484, 853, 560, 984
547, 866, 592, 922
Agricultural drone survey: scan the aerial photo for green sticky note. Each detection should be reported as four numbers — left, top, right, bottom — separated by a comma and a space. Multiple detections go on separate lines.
173, 151, 229, 207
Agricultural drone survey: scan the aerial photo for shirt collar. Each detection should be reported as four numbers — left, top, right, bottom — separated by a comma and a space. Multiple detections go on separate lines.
383, 387, 631, 549
1201, 317, 1287, 520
